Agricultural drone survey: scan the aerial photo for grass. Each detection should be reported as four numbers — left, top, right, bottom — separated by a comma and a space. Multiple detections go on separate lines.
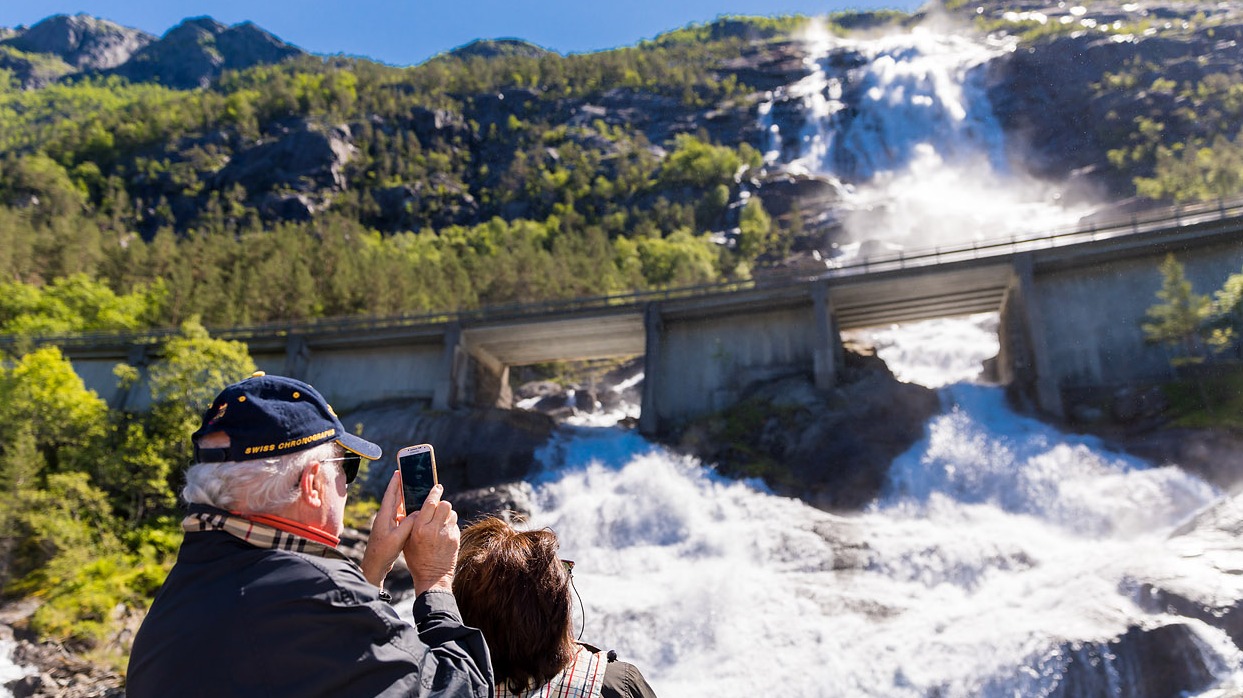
1162, 362, 1243, 430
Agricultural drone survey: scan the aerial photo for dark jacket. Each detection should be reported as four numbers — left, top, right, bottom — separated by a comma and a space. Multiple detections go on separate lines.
127, 524, 493, 697
602, 659, 657, 698
589, 644, 657, 698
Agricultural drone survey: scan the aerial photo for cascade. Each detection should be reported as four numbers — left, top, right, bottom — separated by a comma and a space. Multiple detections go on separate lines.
759, 23, 1096, 262
486, 314, 1243, 697
425, 25, 1243, 696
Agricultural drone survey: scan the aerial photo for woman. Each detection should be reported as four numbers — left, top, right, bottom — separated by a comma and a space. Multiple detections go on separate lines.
453, 517, 658, 698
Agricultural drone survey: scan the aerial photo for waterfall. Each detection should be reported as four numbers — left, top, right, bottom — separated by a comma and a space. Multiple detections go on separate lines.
760, 23, 1096, 261
492, 314, 1243, 697
393, 23, 1243, 697
460, 27, 1243, 692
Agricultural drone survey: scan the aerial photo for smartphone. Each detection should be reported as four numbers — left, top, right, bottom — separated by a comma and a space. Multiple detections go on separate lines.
397, 443, 438, 513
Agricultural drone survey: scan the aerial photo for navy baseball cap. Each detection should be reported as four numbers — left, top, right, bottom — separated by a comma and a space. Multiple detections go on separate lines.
191, 372, 382, 476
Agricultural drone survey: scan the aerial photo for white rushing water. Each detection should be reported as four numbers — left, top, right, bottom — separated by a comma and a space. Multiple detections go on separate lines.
490, 24, 1243, 695
514, 314, 1243, 697
759, 23, 1096, 260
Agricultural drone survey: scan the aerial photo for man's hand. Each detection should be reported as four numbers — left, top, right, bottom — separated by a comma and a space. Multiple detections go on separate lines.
360, 470, 411, 587
403, 483, 459, 595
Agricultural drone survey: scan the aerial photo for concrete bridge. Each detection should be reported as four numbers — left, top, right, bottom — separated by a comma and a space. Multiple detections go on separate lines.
42, 197, 1243, 434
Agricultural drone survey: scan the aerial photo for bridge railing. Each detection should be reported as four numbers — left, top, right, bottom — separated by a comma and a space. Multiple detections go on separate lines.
3, 278, 762, 350
808, 195, 1243, 279
8, 196, 1243, 350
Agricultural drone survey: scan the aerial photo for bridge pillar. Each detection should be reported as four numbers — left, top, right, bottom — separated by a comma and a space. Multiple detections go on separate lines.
115, 344, 152, 412
811, 280, 839, 390
433, 324, 461, 410
455, 330, 512, 410
1002, 254, 1064, 419
639, 302, 661, 437
284, 336, 310, 380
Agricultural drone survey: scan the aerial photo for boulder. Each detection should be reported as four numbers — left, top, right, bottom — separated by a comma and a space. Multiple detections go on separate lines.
349, 403, 557, 501
1110, 427, 1243, 491
677, 347, 941, 512
213, 122, 355, 197
753, 172, 847, 249
1032, 623, 1214, 698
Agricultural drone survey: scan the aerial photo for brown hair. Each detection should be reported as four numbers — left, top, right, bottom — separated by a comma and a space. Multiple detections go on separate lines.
453, 517, 576, 693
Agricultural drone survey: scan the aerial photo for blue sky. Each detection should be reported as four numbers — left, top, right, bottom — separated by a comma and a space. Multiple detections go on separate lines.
1, 0, 924, 66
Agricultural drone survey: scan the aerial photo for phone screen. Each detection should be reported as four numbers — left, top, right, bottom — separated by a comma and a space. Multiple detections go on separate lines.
399, 447, 437, 512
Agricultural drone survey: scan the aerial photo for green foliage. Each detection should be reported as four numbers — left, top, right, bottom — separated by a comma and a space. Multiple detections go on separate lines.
0, 24, 797, 329
23, 515, 179, 666
1142, 254, 1214, 365
126, 319, 258, 518
658, 133, 743, 189
1094, 69, 1243, 201
651, 15, 810, 45
1134, 133, 1243, 202
0, 347, 109, 473
0, 274, 163, 337
633, 229, 722, 287
0, 321, 257, 656
1160, 364, 1243, 430
736, 196, 776, 260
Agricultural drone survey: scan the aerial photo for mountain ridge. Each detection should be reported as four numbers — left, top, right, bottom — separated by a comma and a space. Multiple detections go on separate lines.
0, 3, 1241, 330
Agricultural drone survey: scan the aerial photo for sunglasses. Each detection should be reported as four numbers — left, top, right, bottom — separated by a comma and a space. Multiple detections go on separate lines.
320, 454, 370, 484
561, 559, 575, 575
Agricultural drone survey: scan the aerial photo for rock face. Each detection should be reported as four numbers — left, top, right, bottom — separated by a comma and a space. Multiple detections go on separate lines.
445, 38, 551, 61
1035, 623, 1215, 698
3, 13, 152, 71
0, 14, 301, 90
109, 17, 303, 89
985, 15, 1243, 200
0, 14, 153, 88
676, 347, 941, 512
349, 402, 558, 505
213, 121, 356, 196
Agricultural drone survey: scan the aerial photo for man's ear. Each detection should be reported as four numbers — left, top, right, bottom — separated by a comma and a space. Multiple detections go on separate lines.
299, 462, 324, 508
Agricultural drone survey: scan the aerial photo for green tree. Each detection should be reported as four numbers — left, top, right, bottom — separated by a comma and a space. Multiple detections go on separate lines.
658, 133, 742, 190
1142, 254, 1214, 366
0, 347, 109, 474
736, 196, 774, 260
0, 274, 163, 337
145, 318, 257, 454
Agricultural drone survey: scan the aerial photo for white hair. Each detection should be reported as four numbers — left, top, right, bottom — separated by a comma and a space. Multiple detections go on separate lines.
182, 441, 342, 514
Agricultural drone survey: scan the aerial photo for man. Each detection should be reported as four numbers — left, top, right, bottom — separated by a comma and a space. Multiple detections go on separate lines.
127, 371, 493, 697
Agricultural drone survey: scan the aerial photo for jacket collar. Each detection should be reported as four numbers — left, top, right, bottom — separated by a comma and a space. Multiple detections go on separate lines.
183, 504, 350, 562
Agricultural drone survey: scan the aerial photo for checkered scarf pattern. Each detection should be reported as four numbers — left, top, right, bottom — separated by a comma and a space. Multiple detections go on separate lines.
497, 645, 609, 698
182, 508, 352, 562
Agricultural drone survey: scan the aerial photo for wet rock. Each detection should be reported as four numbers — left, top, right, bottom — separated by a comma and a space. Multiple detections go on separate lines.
451, 482, 539, 523
677, 347, 940, 512
1112, 427, 1243, 491
7, 639, 124, 697
350, 404, 557, 501
1039, 623, 1214, 698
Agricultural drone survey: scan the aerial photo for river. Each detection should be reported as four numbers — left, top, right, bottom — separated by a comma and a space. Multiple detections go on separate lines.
498, 313, 1242, 696
469, 21, 1243, 695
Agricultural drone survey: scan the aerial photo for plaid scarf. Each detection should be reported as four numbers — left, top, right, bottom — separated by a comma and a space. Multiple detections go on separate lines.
497, 645, 609, 698
182, 506, 353, 562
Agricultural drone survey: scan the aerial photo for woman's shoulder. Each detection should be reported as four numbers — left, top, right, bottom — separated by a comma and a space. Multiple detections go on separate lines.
580, 645, 658, 698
